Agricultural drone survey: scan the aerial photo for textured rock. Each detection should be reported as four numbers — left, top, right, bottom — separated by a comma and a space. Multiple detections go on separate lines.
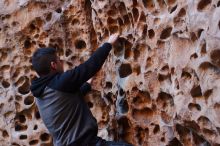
0, 0, 220, 145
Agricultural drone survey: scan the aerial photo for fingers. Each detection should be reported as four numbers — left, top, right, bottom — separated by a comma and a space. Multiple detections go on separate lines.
107, 33, 119, 44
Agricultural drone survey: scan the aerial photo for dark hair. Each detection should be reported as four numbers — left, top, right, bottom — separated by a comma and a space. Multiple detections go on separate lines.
32, 48, 57, 75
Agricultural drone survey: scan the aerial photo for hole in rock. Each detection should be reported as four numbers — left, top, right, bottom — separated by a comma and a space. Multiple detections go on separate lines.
139, 12, 146, 23
15, 123, 27, 131
184, 120, 200, 132
210, 49, 220, 68
135, 127, 148, 145
65, 49, 72, 57
167, 137, 183, 146
167, 0, 176, 5
20, 135, 27, 140
15, 95, 22, 101
201, 42, 207, 54
107, 9, 117, 16
160, 27, 172, 39
34, 125, 38, 130
132, 107, 154, 122
35, 110, 41, 119
204, 89, 213, 98
157, 0, 166, 8
190, 85, 202, 98
109, 26, 118, 34
142, 0, 155, 10
192, 131, 210, 145
2, 130, 9, 138
113, 37, 127, 56
190, 32, 198, 42
197, 0, 212, 11
119, 98, 129, 113
24, 39, 31, 49
105, 82, 112, 89
40, 133, 50, 141
161, 65, 169, 71
161, 111, 172, 123
148, 29, 155, 39
119, 63, 132, 78
178, 8, 186, 17
197, 116, 211, 126
39, 43, 46, 48
170, 5, 177, 13
124, 49, 132, 59
105, 92, 113, 104
133, 90, 151, 106
218, 21, 220, 29
18, 77, 30, 95
117, 116, 131, 140
133, 65, 141, 75
71, 19, 80, 25
188, 103, 201, 111
133, 48, 140, 60
133, 0, 138, 6
198, 29, 204, 38
176, 124, 190, 137
75, 39, 86, 49
2, 80, 10, 88
29, 140, 39, 145
15, 102, 21, 111
118, 2, 127, 15
132, 7, 139, 22
214, 103, 220, 115
156, 92, 174, 108
55, 7, 62, 13
158, 74, 171, 82
153, 124, 160, 134
87, 101, 93, 108
16, 114, 26, 123
218, 1, 220, 7
117, 17, 124, 26
203, 128, 216, 137
142, 24, 148, 38
123, 15, 130, 25
24, 96, 34, 105
146, 57, 152, 68
107, 17, 115, 25
199, 62, 218, 71
181, 71, 192, 79
119, 88, 125, 96
46, 12, 52, 21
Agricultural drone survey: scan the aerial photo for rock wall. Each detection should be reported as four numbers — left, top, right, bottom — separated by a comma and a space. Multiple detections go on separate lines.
0, 0, 220, 145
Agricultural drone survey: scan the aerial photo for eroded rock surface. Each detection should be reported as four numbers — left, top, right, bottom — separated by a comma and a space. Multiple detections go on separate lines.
0, 0, 220, 145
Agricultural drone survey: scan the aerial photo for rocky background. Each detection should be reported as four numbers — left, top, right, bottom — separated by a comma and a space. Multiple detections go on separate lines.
0, 0, 220, 145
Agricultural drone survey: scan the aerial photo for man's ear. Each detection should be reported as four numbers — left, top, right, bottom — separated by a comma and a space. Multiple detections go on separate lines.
50, 61, 57, 70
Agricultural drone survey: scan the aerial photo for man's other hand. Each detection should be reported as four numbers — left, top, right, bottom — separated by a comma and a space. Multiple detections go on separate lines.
87, 78, 92, 84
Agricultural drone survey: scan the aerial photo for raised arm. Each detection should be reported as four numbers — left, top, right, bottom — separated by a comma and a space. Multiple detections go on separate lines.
52, 34, 118, 92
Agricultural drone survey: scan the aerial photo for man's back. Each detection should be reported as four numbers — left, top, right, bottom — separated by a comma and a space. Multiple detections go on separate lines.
36, 82, 97, 146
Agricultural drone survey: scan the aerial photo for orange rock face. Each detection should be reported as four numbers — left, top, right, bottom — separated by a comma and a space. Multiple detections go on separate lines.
1, 0, 220, 145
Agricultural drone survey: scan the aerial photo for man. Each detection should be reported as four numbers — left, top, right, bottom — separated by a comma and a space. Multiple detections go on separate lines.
30, 33, 133, 146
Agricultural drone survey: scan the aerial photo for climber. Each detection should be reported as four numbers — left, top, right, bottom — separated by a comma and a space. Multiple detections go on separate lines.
30, 33, 133, 146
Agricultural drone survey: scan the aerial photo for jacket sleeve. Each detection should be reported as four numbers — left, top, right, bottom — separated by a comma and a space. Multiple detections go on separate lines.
48, 43, 112, 93
80, 82, 91, 95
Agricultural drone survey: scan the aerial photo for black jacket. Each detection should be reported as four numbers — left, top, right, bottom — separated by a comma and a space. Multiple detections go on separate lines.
30, 43, 112, 146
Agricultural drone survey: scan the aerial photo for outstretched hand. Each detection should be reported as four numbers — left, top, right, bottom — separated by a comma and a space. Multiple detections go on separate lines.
107, 33, 119, 44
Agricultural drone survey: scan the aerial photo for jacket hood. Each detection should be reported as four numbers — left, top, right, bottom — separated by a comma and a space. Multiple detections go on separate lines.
30, 73, 57, 97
